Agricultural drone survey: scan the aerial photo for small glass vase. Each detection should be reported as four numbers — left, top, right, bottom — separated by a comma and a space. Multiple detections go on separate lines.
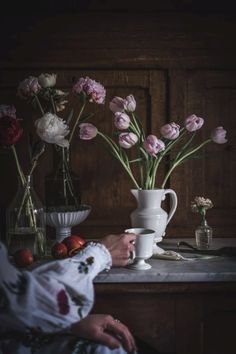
6, 175, 46, 257
45, 147, 81, 212
195, 219, 213, 250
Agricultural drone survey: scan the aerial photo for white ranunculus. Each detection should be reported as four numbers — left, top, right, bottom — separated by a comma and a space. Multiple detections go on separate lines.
35, 113, 69, 148
38, 73, 57, 88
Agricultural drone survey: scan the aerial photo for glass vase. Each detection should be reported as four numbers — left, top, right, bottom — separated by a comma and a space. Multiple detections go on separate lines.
195, 219, 213, 250
6, 176, 46, 257
45, 147, 81, 212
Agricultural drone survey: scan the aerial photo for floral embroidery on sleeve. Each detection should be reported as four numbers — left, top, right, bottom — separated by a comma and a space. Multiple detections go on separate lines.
3, 273, 27, 295
78, 256, 94, 274
57, 289, 70, 315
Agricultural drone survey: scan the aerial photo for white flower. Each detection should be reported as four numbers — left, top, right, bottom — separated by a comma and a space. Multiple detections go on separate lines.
38, 73, 57, 88
35, 113, 69, 148
191, 196, 213, 213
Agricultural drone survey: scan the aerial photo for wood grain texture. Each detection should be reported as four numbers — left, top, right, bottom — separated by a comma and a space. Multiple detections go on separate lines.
0, 9, 236, 239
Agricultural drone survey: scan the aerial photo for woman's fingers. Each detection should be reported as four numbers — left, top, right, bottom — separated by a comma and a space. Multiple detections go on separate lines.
97, 331, 121, 349
106, 318, 137, 353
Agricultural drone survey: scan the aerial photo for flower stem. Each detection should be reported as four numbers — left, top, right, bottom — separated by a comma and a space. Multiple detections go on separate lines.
69, 102, 86, 144
50, 95, 57, 114
34, 95, 45, 115
98, 131, 140, 189
161, 139, 211, 188
11, 145, 26, 186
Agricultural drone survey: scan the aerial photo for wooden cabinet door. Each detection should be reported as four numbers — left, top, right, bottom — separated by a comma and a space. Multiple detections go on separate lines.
169, 70, 236, 237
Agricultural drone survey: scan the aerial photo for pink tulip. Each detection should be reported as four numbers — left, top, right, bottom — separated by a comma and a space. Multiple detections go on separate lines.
124, 95, 136, 112
160, 122, 180, 139
211, 126, 227, 144
119, 132, 138, 149
79, 123, 98, 140
144, 135, 165, 157
73, 77, 106, 104
114, 112, 130, 130
17, 76, 41, 99
184, 114, 204, 132
109, 97, 126, 113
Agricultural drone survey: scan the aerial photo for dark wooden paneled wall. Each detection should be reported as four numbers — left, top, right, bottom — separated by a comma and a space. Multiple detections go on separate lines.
0, 1, 236, 239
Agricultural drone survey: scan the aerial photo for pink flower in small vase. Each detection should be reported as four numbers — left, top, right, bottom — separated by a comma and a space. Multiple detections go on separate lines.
160, 122, 180, 139
119, 132, 138, 149
17, 76, 41, 99
114, 112, 130, 130
184, 114, 204, 132
211, 126, 227, 144
73, 77, 106, 104
79, 123, 98, 140
144, 135, 165, 157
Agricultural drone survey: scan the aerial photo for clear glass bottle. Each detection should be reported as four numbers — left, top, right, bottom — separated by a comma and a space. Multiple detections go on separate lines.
45, 147, 81, 212
195, 219, 213, 250
6, 175, 46, 257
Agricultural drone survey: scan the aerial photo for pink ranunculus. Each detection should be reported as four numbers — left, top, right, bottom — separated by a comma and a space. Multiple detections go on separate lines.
119, 132, 138, 149
114, 112, 130, 130
124, 95, 136, 112
184, 114, 204, 132
0, 116, 23, 145
17, 76, 41, 99
160, 122, 180, 140
79, 123, 98, 140
0, 105, 16, 119
73, 77, 106, 104
211, 126, 227, 144
144, 135, 165, 157
109, 96, 126, 113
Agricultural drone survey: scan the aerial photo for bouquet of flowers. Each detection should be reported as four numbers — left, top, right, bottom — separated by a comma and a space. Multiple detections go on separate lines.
17, 73, 106, 211
79, 94, 228, 189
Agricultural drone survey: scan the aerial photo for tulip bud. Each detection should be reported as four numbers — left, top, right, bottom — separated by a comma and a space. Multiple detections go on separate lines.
119, 132, 138, 149
124, 95, 136, 112
160, 122, 180, 139
144, 135, 165, 157
79, 123, 98, 140
114, 112, 130, 130
211, 126, 227, 144
185, 114, 204, 132
109, 96, 126, 113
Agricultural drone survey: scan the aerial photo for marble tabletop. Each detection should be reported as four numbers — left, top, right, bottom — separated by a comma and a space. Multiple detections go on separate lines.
94, 238, 236, 283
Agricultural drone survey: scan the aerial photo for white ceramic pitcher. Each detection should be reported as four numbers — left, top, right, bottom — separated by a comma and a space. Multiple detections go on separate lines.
130, 189, 178, 247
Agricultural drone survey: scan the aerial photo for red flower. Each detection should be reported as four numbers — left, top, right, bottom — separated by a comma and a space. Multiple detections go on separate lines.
57, 289, 70, 315
0, 116, 23, 145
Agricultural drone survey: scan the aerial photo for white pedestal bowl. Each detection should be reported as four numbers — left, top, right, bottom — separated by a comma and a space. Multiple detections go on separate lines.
46, 205, 91, 242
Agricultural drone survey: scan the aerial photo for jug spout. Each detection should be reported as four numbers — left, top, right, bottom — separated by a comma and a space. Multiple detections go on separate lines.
131, 189, 139, 201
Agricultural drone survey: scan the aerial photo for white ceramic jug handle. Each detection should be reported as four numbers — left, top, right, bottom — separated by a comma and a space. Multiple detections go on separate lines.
164, 189, 178, 225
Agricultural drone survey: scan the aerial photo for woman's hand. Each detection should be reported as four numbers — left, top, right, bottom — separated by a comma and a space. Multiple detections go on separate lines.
71, 314, 137, 353
100, 233, 136, 267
